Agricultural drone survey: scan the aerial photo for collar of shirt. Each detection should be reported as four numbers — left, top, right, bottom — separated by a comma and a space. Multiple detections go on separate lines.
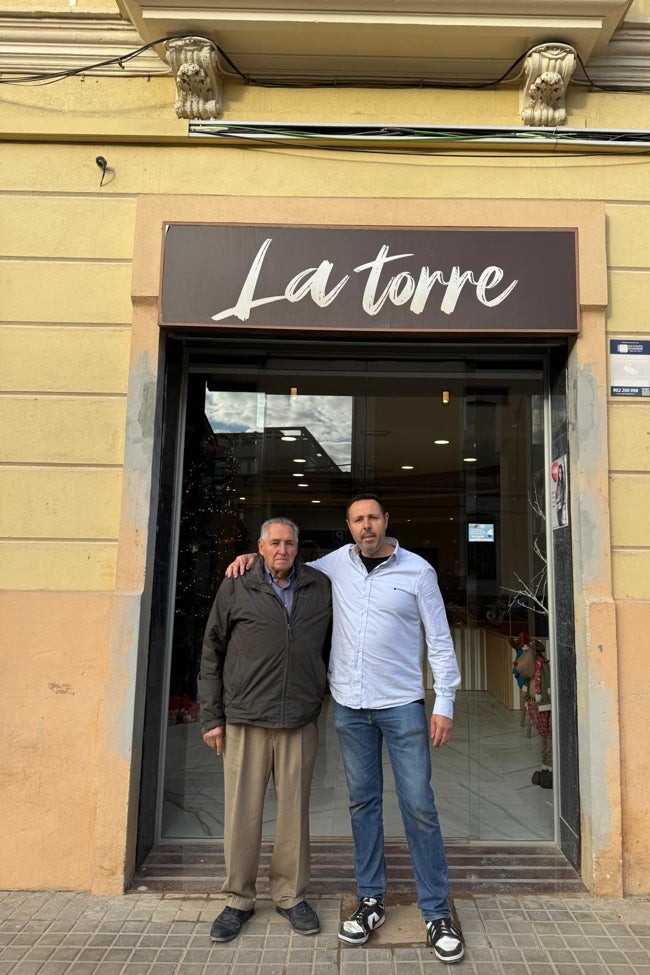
263, 563, 296, 614
350, 536, 398, 562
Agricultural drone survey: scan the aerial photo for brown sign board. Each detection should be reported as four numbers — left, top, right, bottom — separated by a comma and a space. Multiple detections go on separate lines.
160, 224, 578, 334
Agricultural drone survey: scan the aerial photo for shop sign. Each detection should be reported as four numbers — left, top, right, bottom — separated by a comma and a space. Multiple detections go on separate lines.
609, 340, 650, 397
160, 224, 578, 333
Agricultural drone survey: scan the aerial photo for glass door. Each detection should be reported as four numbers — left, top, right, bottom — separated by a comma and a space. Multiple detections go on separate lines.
158, 351, 555, 844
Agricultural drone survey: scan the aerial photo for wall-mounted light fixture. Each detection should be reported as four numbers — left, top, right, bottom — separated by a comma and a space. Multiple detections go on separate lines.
442, 390, 450, 405
95, 155, 112, 187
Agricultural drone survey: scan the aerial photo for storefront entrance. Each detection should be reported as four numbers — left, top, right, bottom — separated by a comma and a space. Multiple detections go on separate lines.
137, 337, 578, 866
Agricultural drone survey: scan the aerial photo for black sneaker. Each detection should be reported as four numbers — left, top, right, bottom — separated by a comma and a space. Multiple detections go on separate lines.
338, 897, 386, 945
276, 900, 320, 935
210, 906, 255, 942
426, 916, 465, 964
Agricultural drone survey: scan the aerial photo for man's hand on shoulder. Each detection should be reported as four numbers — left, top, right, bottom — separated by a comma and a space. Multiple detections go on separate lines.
225, 553, 257, 578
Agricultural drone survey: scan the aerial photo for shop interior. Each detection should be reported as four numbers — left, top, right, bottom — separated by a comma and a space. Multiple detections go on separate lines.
156, 344, 557, 847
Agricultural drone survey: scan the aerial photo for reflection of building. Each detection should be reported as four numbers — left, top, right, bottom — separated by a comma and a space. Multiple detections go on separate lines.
207, 426, 349, 516
216, 426, 343, 479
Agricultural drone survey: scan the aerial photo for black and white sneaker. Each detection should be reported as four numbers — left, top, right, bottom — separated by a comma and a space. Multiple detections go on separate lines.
426, 916, 465, 963
338, 897, 386, 945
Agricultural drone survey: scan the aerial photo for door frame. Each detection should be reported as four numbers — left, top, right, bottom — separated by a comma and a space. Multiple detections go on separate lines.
105, 195, 617, 895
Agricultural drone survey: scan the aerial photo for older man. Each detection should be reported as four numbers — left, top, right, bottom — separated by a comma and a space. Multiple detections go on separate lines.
199, 517, 331, 943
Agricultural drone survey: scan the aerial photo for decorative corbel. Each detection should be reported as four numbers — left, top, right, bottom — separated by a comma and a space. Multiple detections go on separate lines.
166, 36, 221, 120
521, 43, 577, 127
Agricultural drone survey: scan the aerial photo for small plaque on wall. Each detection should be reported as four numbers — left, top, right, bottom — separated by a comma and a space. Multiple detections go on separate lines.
610, 340, 650, 397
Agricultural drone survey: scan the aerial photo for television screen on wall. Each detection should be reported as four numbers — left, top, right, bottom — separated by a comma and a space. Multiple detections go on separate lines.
468, 523, 495, 543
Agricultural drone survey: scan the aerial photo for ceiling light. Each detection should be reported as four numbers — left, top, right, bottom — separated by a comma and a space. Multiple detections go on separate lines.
434, 439, 450, 445
401, 465, 414, 470
293, 458, 306, 463
463, 456, 477, 463
281, 436, 297, 442
292, 473, 303, 477
298, 483, 309, 487
239, 496, 246, 500
311, 499, 321, 504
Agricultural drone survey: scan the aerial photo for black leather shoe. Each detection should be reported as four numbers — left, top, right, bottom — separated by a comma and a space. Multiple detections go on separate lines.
210, 906, 255, 942
276, 900, 320, 935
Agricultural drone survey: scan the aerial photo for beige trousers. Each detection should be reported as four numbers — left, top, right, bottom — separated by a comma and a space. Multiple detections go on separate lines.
221, 721, 319, 911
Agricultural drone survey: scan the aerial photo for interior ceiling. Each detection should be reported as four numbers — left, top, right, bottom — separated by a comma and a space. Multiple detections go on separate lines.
118, 0, 633, 82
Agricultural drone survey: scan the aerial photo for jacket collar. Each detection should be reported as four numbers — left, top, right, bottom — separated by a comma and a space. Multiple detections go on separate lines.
243, 555, 311, 589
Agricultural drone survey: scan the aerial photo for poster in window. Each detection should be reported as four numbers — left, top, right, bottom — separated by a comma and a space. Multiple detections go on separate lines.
551, 456, 569, 530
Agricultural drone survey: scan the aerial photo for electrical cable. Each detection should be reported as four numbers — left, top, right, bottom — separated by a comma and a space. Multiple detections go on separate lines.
1, 34, 650, 95
0, 33, 200, 85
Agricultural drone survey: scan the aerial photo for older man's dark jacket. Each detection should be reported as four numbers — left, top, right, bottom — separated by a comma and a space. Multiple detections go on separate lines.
198, 557, 332, 733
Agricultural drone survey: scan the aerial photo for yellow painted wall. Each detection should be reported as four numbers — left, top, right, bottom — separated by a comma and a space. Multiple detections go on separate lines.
1, 68, 650, 894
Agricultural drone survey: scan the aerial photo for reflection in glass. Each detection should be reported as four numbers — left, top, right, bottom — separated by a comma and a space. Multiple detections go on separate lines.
161, 360, 553, 844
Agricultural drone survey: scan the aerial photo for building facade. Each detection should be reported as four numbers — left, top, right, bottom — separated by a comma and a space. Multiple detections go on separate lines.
1, 0, 650, 896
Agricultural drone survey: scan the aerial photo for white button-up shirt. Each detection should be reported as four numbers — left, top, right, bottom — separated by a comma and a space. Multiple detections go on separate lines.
308, 539, 461, 718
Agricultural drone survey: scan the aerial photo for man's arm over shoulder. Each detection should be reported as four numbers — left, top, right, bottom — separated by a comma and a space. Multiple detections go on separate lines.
304, 545, 347, 577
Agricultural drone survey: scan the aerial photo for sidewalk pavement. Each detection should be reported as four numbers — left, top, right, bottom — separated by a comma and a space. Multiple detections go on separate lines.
2, 887, 650, 975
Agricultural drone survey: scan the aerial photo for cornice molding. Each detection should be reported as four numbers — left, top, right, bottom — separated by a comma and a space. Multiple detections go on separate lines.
588, 22, 650, 83
0, 14, 171, 77
0, 5, 648, 88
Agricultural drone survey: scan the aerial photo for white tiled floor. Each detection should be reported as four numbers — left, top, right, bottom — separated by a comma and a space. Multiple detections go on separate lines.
162, 690, 554, 843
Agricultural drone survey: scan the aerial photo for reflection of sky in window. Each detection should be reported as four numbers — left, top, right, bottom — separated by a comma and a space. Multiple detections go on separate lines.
205, 390, 353, 469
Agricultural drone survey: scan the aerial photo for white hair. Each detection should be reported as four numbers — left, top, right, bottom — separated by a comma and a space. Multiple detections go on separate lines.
259, 517, 299, 542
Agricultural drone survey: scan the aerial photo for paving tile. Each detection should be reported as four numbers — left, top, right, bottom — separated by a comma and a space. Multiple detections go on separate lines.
66, 963, 101, 975
6, 963, 44, 975
0, 947, 30, 961
233, 949, 263, 964
623, 951, 650, 966
23, 947, 56, 962
1, 889, 650, 975
31, 963, 71, 975
129, 948, 158, 963
10, 934, 42, 947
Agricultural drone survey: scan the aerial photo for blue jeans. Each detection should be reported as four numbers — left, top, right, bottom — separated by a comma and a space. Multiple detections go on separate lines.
333, 699, 451, 921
